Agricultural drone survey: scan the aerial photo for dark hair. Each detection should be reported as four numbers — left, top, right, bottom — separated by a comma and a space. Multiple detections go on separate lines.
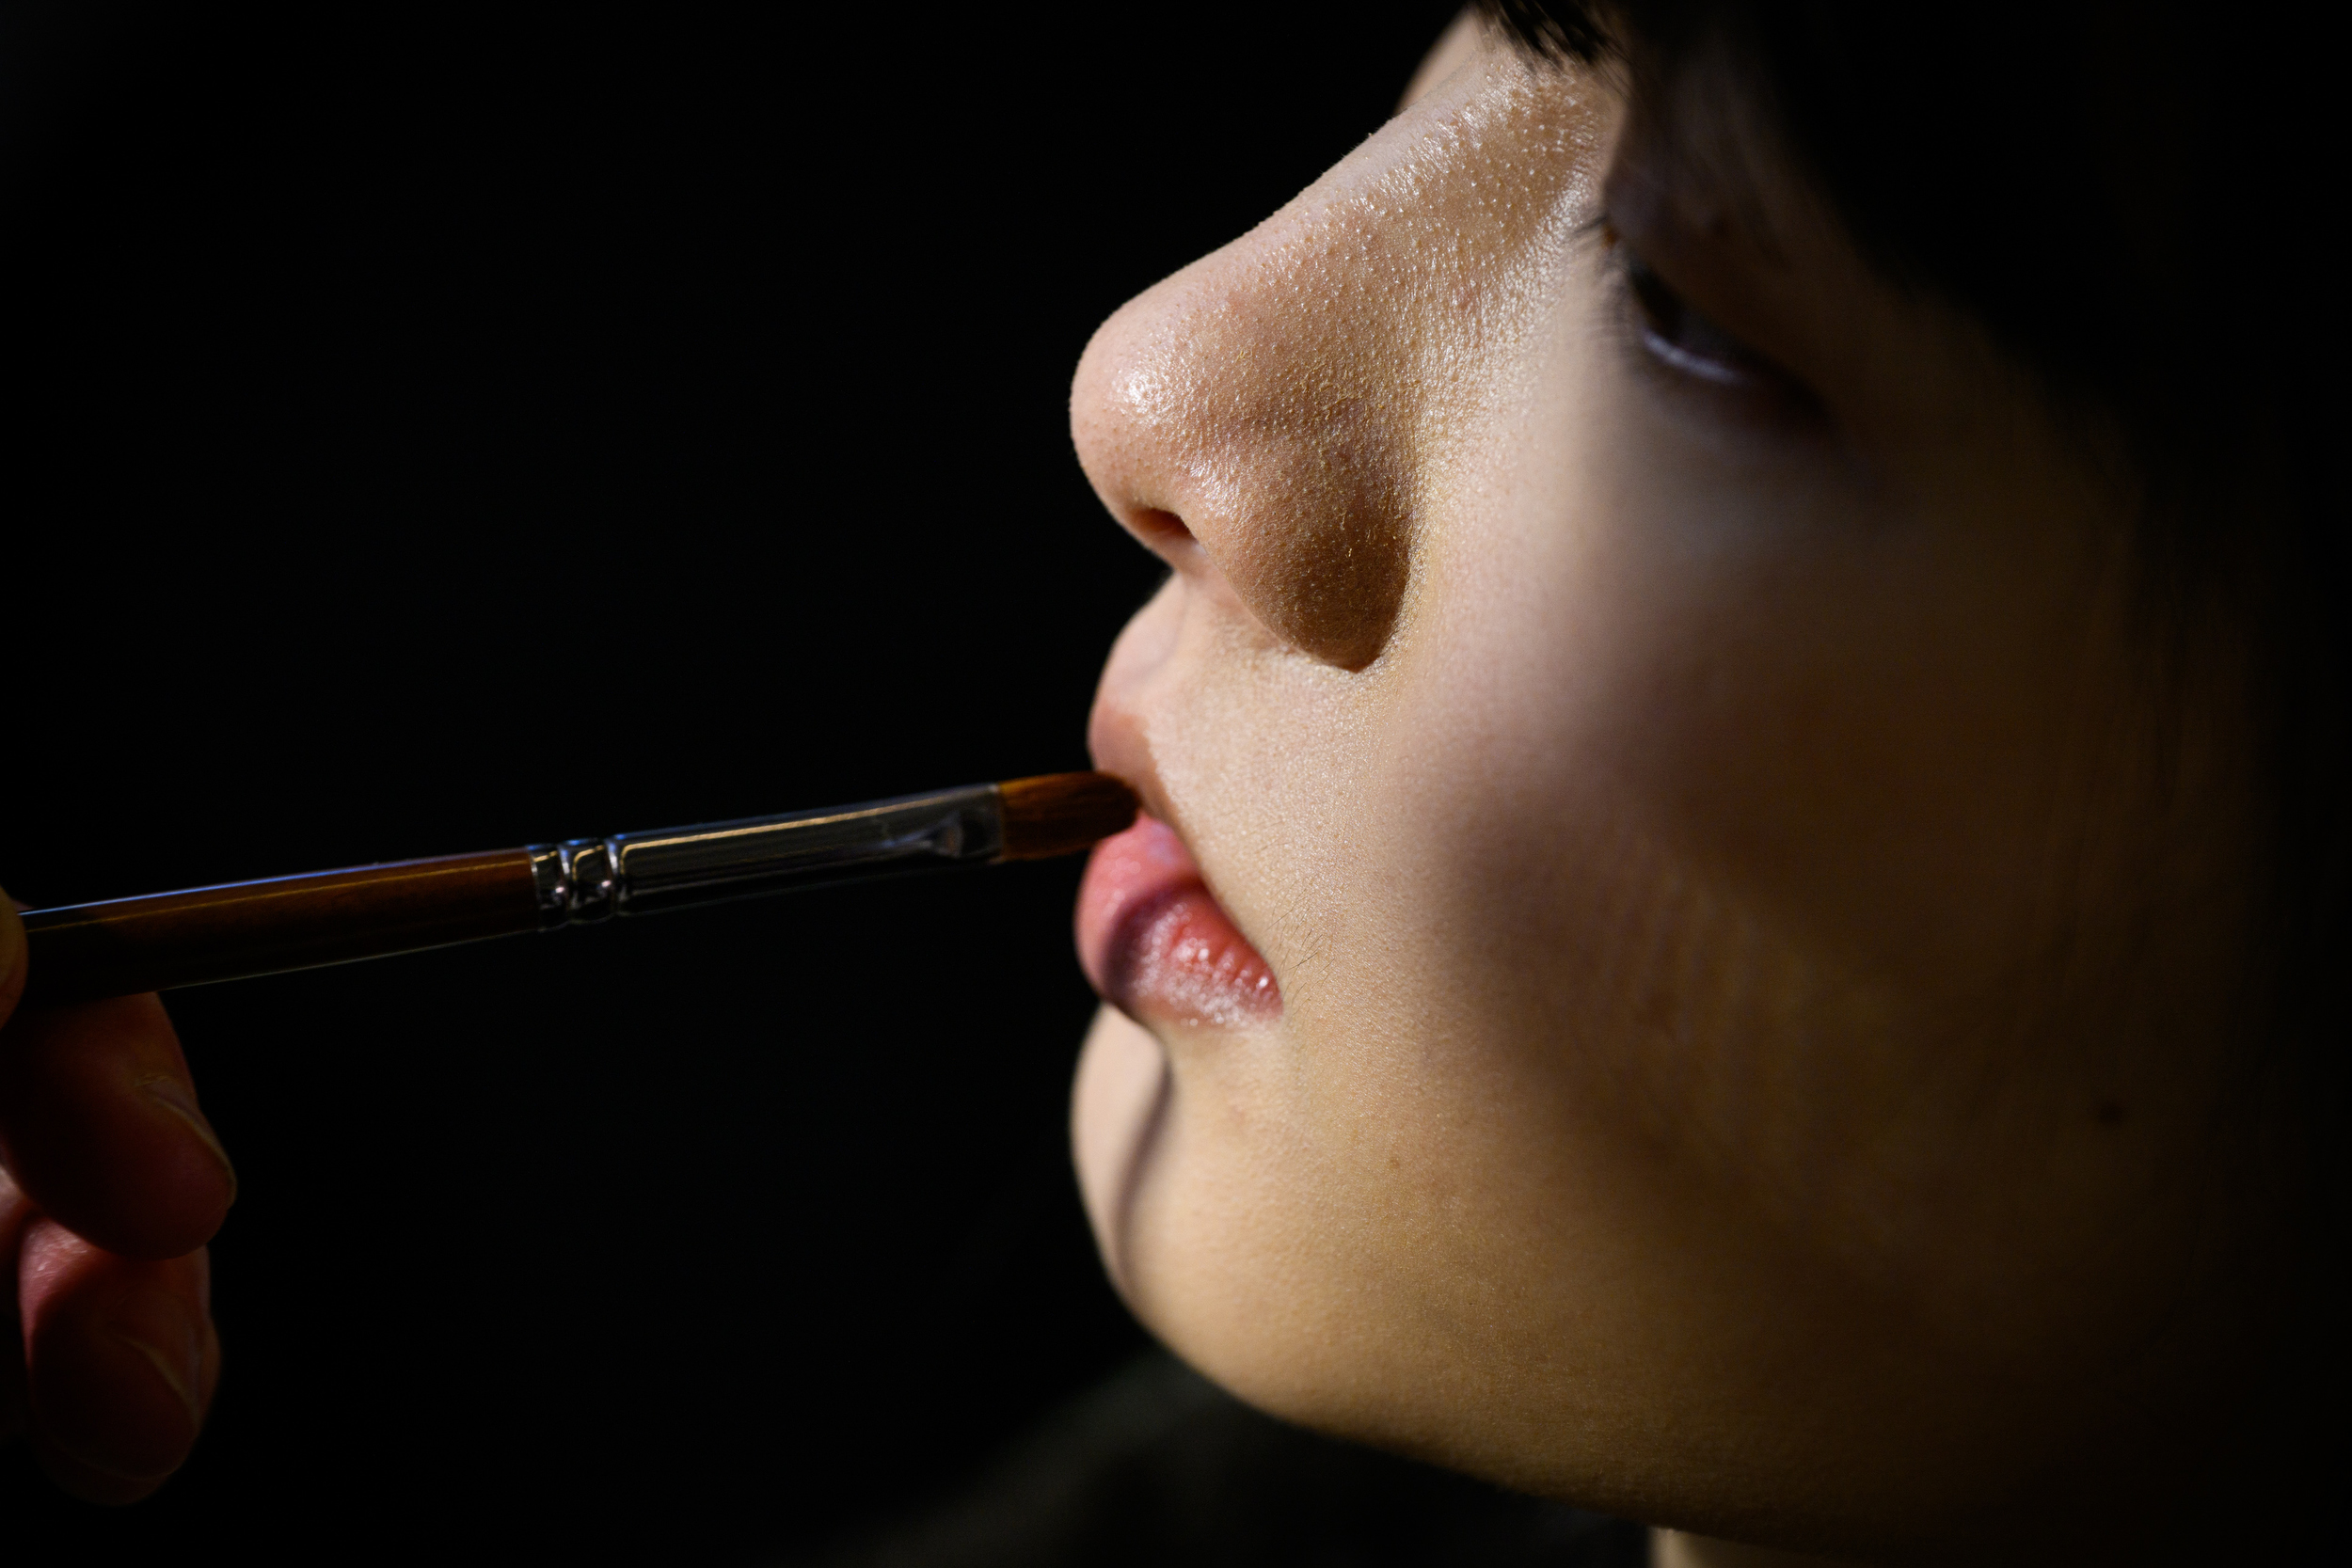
1483, 4, 2337, 431
1486, 0, 2350, 1530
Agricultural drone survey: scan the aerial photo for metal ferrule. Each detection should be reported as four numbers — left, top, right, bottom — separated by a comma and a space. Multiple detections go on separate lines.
529, 845, 569, 929
525, 783, 1004, 928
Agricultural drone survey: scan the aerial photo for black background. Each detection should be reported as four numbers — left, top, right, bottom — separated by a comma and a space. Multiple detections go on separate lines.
0, 4, 1457, 1561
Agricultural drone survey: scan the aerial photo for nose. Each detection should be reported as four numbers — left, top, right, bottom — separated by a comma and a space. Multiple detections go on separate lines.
1071, 194, 1426, 672
1066, 119, 1417, 667
1069, 55, 1604, 672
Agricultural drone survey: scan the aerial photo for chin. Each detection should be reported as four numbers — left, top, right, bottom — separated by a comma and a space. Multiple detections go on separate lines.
1070, 1005, 1171, 1305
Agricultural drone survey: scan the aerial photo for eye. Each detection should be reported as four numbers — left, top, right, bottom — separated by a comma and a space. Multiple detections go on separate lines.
1625, 247, 1758, 386
1609, 233, 1824, 419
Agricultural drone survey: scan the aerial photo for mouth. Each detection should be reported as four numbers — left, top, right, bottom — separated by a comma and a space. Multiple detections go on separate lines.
1076, 814, 1279, 1029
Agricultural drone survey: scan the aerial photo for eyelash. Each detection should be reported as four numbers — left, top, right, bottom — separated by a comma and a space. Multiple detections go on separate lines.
1595, 221, 1822, 419
1591, 220, 1827, 430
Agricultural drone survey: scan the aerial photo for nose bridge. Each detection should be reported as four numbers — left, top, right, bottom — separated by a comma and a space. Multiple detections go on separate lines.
1073, 63, 1607, 672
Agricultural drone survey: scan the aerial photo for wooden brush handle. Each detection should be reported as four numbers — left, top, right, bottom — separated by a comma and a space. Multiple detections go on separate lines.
8, 772, 1136, 1009
17, 850, 541, 1008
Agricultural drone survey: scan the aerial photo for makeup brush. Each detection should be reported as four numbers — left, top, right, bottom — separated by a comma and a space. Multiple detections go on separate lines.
13, 771, 1136, 1008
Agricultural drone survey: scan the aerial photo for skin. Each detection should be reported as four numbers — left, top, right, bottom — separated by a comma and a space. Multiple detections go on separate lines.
1070, 16, 2270, 1565
0, 904, 230, 1501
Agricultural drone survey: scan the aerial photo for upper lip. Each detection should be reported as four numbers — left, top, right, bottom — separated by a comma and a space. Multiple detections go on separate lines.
1088, 689, 1179, 841
1084, 581, 1263, 954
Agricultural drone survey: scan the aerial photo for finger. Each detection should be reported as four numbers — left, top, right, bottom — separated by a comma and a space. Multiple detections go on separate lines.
0, 1168, 36, 1442
0, 994, 235, 1260
19, 1218, 218, 1504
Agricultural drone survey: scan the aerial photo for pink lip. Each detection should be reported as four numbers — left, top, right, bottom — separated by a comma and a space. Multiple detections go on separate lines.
1077, 815, 1279, 1028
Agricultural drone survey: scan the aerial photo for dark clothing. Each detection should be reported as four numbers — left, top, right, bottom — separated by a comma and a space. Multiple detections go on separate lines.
807, 1353, 1647, 1568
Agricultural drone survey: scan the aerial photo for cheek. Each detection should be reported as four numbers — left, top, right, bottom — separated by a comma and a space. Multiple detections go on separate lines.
1378, 367, 2185, 1305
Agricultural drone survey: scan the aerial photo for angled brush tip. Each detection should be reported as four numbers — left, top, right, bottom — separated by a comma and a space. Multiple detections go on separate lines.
996, 771, 1139, 861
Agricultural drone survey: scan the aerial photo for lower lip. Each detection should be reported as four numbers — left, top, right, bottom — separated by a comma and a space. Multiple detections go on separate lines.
1076, 815, 1279, 1028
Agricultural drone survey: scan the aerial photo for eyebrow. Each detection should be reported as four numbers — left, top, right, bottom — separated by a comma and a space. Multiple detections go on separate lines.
1475, 0, 1614, 68
1477, 1, 1797, 263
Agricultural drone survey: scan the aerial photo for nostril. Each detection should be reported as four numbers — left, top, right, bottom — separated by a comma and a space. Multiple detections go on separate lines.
1131, 507, 1194, 546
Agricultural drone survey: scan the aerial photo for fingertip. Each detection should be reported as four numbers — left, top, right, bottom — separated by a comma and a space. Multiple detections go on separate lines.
21, 1222, 215, 1503
0, 994, 236, 1259
136, 1071, 240, 1215
37, 1439, 180, 1506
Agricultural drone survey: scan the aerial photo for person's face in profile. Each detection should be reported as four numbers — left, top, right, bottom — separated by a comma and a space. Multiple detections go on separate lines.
1064, 15, 2260, 1556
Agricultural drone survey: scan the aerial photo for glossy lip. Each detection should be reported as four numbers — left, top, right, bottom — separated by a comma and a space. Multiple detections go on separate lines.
1077, 813, 1279, 1029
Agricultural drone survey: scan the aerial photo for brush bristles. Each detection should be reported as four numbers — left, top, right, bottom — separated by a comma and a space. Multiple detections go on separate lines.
996, 771, 1139, 861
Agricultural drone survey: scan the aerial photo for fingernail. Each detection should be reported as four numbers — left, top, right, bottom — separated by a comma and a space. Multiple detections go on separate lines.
106, 1287, 206, 1432
138, 1075, 239, 1207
